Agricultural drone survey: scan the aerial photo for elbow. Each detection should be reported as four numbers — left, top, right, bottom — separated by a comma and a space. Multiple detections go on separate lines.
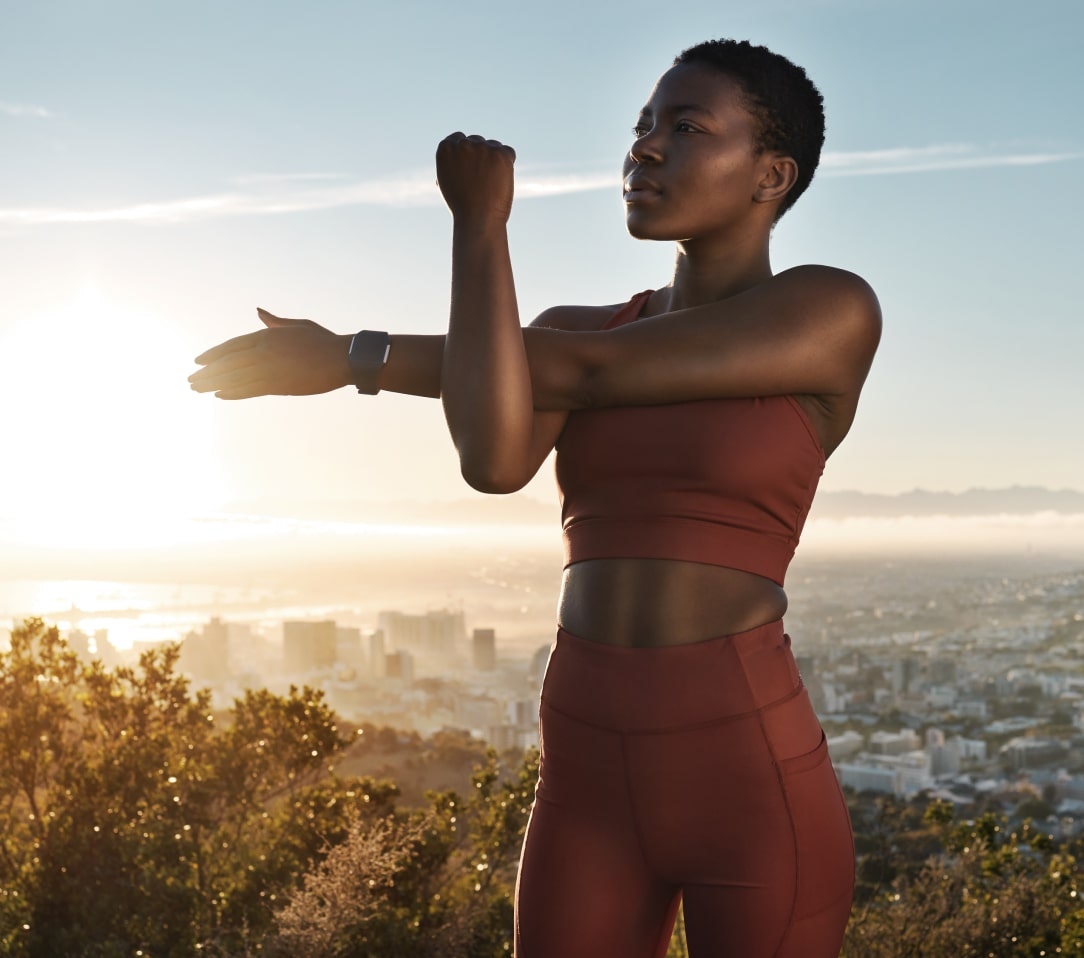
458, 460, 528, 496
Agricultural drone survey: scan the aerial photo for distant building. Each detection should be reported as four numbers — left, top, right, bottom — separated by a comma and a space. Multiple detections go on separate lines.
1000, 736, 1068, 771
456, 693, 500, 733
869, 729, 921, 755
929, 657, 957, 685
181, 616, 230, 681
836, 751, 933, 798
508, 697, 540, 727
368, 629, 386, 678
378, 609, 465, 660
385, 649, 414, 685
67, 628, 90, 658
836, 762, 897, 795
797, 654, 828, 711
926, 728, 961, 777
892, 657, 921, 696
336, 626, 363, 667
528, 644, 552, 686
827, 730, 864, 761
472, 628, 497, 671
283, 620, 337, 673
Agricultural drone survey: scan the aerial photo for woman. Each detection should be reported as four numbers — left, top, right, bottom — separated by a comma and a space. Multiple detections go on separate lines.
191, 39, 880, 958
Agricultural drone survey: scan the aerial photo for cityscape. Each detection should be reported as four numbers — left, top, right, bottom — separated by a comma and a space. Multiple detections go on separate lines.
30, 539, 1084, 834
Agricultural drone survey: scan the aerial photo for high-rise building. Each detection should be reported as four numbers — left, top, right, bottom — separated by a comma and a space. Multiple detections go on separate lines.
283, 620, 337, 673
67, 628, 90, 658
368, 629, 386, 678
181, 616, 230, 681
336, 626, 363, 667
892, 656, 921, 695
472, 628, 496, 671
929, 657, 958, 685
377, 609, 464, 659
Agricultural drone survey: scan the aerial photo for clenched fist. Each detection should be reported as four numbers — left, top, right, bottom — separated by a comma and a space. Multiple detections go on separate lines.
436, 132, 516, 226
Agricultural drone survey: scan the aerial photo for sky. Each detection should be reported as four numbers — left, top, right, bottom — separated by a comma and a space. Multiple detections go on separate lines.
1, 0, 1082, 552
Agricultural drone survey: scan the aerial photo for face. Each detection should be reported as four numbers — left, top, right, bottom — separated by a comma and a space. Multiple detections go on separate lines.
622, 64, 775, 242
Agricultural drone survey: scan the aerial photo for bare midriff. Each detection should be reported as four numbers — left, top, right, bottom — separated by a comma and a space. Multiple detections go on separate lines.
557, 557, 788, 648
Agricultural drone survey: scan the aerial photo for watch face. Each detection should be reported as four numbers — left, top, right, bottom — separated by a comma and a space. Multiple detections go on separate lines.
349, 330, 390, 393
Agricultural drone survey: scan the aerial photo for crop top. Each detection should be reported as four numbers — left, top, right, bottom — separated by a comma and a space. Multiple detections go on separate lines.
555, 290, 825, 586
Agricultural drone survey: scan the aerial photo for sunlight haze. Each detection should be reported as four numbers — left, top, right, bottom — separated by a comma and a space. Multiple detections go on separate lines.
2, 0, 1082, 554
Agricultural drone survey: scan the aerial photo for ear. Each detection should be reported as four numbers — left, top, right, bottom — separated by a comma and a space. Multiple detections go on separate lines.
753, 155, 799, 207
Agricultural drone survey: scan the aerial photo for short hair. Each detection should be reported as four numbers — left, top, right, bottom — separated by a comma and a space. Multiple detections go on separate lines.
674, 39, 825, 220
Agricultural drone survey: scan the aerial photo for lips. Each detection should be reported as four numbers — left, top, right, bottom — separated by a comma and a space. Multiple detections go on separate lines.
623, 173, 662, 198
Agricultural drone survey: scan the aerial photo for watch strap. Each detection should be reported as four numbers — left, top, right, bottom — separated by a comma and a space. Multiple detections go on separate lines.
347, 330, 391, 395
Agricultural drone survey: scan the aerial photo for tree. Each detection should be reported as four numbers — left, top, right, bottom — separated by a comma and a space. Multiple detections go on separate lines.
844, 803, 1084, 957
266, 747, 540, 957
0, 619, 364, 957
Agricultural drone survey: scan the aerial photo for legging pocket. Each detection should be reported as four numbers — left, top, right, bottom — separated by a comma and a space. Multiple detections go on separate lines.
779, 734, 855, 921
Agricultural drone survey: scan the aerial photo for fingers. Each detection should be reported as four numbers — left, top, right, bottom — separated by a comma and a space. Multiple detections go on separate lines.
189, 349, 258, 388
214, 385, 266, 400
189, 362, 262, 394
438, 131, 516, 162
193, 330, 265, 366
257, 307, 311, 328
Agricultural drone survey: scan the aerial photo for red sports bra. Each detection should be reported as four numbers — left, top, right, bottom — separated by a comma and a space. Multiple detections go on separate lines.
555, 290, 825, 586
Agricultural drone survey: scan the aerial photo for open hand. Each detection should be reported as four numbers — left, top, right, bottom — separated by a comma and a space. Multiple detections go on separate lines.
188, 308, 352, 399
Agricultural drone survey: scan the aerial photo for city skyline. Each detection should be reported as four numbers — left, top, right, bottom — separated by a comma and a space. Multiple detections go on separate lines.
1, 0, 1082, 558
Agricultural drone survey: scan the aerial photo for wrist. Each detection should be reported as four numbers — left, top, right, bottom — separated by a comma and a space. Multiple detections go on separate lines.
452, 214, 509, 241
346, 330, 391, 394
336, 333, 354, 388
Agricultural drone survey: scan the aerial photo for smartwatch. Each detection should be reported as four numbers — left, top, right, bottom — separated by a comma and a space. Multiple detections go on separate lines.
347, 330, 391, 394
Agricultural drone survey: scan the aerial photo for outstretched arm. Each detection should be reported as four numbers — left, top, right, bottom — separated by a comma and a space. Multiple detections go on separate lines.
188, 310, 446, 400
189, 268, 880, 490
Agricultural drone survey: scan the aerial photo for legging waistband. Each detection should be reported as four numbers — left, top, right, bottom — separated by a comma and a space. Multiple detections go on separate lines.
542, 620, 803, 733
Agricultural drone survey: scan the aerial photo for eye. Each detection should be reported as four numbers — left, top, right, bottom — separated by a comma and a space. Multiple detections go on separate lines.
631, 123, 649, 138
675, 121, 698, 134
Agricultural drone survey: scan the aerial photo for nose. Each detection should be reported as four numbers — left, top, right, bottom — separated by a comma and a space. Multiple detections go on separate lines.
629, 127, 663, 165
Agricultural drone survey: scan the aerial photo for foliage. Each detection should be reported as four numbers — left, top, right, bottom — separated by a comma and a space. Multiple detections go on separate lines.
0, 618, 358, 957
844, 800, 1084, 958
264, 746, 539, 957
7, 618, 1084, 957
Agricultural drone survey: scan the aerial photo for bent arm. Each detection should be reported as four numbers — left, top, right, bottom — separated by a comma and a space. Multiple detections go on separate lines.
435, 133, 558, 495
440, 218, 534, 493
524, 266, 883, 411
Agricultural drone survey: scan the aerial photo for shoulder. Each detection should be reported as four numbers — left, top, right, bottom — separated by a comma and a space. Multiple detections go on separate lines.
529, 304, 626, 332
776, 265, 882, 330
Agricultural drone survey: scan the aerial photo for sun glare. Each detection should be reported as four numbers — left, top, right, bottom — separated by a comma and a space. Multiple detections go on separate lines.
2, 286, 227, 548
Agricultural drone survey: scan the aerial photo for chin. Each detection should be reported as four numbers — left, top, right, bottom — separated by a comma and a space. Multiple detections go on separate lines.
625, 216, 681, 242
625, 209, 662, 238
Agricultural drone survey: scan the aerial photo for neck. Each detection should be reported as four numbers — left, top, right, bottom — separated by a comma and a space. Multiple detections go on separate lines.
661, 234, 773, 312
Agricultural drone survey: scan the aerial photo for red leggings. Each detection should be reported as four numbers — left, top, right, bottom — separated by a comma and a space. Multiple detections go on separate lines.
515, 621, 854, 957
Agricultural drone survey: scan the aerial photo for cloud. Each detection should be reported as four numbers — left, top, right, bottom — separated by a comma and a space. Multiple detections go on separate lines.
0, 101, 52, 118
1, 144, 1079, 226
819, 143, 1083, 176
0, 169, 622, 225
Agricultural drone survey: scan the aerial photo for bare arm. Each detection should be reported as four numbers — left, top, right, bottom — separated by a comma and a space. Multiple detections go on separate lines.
435, 133, 535, 493
187, 311, 445, 400
188, 268, 879, 490
524, 266, 882, 411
